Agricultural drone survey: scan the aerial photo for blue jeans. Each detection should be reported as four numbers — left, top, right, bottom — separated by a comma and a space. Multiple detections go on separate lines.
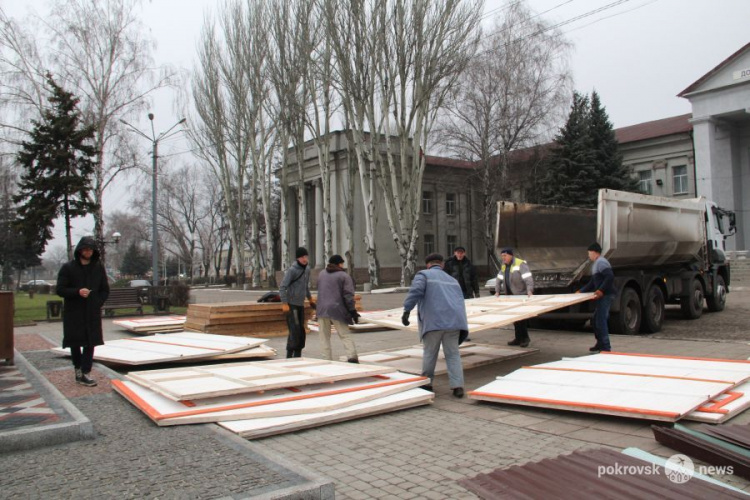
421, 330, 464, 389
593, 294, 615, 351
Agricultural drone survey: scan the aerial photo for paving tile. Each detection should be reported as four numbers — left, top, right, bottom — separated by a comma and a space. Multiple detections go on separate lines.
525, 419, 585, 436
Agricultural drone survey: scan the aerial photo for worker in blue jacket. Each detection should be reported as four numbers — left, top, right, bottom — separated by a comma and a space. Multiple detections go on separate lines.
578, 242, 616, 352
402, 253, 468, 398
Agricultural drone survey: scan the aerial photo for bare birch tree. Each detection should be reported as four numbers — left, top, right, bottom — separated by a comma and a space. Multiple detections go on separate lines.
436, 1, 571, 269
374, 0, 481, 285
43, 0, 172, 261
323, 0, 386, 286
189, 8, 252, 284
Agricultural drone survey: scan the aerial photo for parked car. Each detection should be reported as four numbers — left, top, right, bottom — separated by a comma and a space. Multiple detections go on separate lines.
129, 279, 152, 303
20, 279, 54, 293
485, 277, 497, 295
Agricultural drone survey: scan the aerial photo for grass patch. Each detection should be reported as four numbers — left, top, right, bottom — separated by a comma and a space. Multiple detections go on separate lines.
12, 292, 185, 324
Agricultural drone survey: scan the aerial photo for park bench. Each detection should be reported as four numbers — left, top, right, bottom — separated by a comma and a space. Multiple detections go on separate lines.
102, 288, 144, 317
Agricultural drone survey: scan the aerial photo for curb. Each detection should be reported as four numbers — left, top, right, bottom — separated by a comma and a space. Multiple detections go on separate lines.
0, 350, 95, 453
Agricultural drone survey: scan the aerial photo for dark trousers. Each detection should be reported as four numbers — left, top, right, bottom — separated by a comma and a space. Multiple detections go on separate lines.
70, 345, 95, 373
513, 320, 529, 342
593, 294, 615, 350
285, 304, 306, 358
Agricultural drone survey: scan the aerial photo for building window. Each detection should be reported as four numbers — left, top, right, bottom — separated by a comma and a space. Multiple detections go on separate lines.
447, 235, 457, 257
423, 234, 435, 256
673, 165, 688, 194
638, 170, 653, 195
445, 193, 456, 216
422, 191, 433, 215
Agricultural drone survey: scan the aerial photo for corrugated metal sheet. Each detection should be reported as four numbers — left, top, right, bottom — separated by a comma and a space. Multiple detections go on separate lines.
700, 424, 750, 450
458, 448, 746, 499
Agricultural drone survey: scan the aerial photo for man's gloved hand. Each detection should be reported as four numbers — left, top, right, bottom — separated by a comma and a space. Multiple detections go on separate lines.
349, 310, 361, 324
593, 290, 604, 300
281, 303, 290, 314
401, 311, 410, 326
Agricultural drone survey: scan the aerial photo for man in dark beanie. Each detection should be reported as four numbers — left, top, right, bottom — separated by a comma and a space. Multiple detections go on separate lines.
443, 246, 479, 299
280, 247, 314, 358
577, 242, 615, 352
315, 254, 360, 363
402, 253, 467, 398
56, 236, 110, 386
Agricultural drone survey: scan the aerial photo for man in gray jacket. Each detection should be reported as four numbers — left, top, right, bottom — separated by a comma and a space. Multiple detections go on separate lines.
496, 248, 534, 347
402, 253, 468, 398
280, 247, 314, 358
316, 254, 360, 363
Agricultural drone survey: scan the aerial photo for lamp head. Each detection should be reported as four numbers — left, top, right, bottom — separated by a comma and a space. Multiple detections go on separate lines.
148, 113, 154, 121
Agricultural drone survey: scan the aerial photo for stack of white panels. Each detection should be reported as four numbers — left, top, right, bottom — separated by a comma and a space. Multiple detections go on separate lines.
114, 358, 433, 438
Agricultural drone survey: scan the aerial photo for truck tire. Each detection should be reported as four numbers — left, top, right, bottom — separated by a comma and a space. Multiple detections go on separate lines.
680, 278, 704, 319
706, 275, 727, 312
610, 287, 641, 335
640, 285, 665, 333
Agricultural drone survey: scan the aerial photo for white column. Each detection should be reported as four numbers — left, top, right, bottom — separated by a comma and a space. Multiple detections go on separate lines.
690, 116, 719, 201
315, 180, 324, 267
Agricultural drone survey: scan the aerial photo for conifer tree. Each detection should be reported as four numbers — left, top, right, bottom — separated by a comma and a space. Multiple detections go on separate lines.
120, 241, 150, 277
539, 92, 599, 207
589, 90, 640, 193
13, 75, 98, 260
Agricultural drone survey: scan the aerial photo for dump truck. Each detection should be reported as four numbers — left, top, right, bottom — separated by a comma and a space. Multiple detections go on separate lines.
496, 189, 736, 335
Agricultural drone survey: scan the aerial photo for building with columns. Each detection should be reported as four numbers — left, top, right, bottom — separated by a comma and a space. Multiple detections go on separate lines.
678, 42, 750, 251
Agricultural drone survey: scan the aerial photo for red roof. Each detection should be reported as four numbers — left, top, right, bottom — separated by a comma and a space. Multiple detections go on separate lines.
424, 155, 475, 170
615, 113, 692, 144
678, 41, 750, 97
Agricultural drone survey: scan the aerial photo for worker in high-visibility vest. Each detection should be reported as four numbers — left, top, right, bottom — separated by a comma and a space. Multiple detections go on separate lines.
495, 248, 534, 347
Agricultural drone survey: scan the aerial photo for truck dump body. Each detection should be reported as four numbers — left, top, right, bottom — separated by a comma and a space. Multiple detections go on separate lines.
496, 190, 708, 277
598, 190, 706, 269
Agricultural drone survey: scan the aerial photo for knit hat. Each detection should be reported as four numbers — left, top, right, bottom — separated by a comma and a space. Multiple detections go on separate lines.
500, 248, 514, 256
328, 254, 345, 265
295, 247, 309, 259
454, 246, 466, 252
424, 253, 444, 264
588, 242, 602, 253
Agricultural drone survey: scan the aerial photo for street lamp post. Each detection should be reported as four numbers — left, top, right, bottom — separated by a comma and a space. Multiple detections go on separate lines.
120, 114, 186, 292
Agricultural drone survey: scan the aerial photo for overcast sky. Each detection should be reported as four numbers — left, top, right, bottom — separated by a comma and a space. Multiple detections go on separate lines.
6, 0, 750, 261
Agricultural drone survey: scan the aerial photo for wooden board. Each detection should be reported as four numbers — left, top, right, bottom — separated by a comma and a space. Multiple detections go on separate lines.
360, 293, 595, 333
685, 381, 750, 424
126, 358, 397, 401
469, 363, 737, 422
113, 371, 428, 426
113, 316, 186, 334
349, 343, 538, 375
51, 332, 267, 365
171, 344, 277, 362
218, 388, 433, 439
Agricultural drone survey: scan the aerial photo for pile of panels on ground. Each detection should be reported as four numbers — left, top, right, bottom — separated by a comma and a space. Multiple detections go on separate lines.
51, 332, 276, 366
348, 343, 539, 375
113, 315, 187, 335
185, 296, 362, 338
654, 423, 750, 480
469, 352, 750, 422
458, 447, 748, 498
113, 358, 433, 439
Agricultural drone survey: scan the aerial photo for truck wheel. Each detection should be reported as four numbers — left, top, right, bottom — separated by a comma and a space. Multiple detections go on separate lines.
680, 278, 704, 319
706, 275, 727, 312
640, 285, 665, 333
610, 287, 641, 335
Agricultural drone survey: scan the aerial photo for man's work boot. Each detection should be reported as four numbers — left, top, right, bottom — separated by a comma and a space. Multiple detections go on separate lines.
452, 387, 465, 398
286, 350, 294, 359
347, 358, 359, 364
589, 344, 602, 352
520, 339, 530, 348
75, 368, 83, 382
78, 372, 97, 387
423, 385, 433, 392
507, 339, 521, 346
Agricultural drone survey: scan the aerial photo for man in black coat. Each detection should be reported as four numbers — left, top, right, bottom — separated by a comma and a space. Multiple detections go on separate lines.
443, 246, 480, 299
56, 236, 110, 386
